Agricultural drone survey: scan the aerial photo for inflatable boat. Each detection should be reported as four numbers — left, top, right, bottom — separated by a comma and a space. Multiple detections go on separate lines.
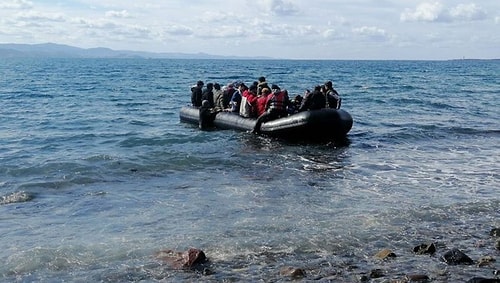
180, 106, 353, 141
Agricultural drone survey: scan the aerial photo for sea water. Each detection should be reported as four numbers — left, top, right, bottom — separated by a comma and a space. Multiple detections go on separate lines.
0, 58, 499, 282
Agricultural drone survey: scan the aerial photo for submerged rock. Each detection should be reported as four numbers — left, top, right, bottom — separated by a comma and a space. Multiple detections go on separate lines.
477, 256, 496, 267
279, 266, 305, 278
489, 228, 500, 237
0, 191, 34, 205
155, 248, 207, 270
369, 268, 385, 278
406, 274, 430, 282
413, 243, 436, 255
467, 277, 500, 283
374, 249, 397, 260
441, 248, 474, 265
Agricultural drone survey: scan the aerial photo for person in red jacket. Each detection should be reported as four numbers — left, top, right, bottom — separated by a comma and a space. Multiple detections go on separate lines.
253, 84, 290, 133
256, 88, 270, 117
240, 85, 258, 118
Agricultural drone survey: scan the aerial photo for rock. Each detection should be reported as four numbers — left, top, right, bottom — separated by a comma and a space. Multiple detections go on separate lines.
406, 274, 430, 282
413, 243, 436, 255
0, 191, 34, 205
489, 228, 500, 237
441, 248, 474, 265
155, 248, 207, 269
477, 256, 496, 267
369, 268, 385, 278
467, 277, 500, 283
495, 239, 500, 250
279, 266, 305, 278
375, 249, 397, 260
358, 275, 369, 282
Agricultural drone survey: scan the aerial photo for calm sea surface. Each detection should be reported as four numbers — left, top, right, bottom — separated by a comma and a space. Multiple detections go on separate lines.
0, 58, 499, 282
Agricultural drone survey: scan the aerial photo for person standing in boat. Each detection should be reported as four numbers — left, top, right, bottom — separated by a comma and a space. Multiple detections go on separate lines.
202, 83, 214, 108
324, 81, 341, 109
191, 80, 204, 107
213, 83, 225, 112
256, 76, 269, 96
253, 84, 289, 133
298, 85, 326, 112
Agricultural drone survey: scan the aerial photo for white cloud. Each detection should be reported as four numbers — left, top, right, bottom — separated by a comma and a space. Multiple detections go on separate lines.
164, 25, 193, 36
0, 0, 33, 9
400, 2, 444, 22
352, 26, 388, 41
15, 11, 65, 22
253, 0, 300, 16
449, 3, 487, 21
105, 10, 131, 19
496, 16, 500, 24
401, 2, 488, 23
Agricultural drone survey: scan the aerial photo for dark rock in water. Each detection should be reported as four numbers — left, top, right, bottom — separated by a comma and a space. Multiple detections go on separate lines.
369, 268, 385, 278
441, 248, 474, 265
374, 249, 396, 260
489, 228, 500, 237
495, 239, 500, 250
279, 266, 305, 278
155, 248, 207, 270
406, 274, 430, 282
0, 191, 34, 205
467, 277, 500, 283
413, 243, 436, 255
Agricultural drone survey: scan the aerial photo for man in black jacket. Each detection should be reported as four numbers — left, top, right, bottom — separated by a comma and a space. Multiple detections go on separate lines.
191, 80, 204, 107
298, 85, 326, 112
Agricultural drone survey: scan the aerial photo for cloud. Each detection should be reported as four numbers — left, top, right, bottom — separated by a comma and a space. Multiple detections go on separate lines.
400, 2, 444, 22
164, 25, 193, 36
0, 0, 33, 9
105, 10, 131, 19
449, 3, 487, 21
496, 16, 500, 24
352, 26, 389, 41
253, 0, 300, 16
15, 11, 65, 22
401, 2, 487, 23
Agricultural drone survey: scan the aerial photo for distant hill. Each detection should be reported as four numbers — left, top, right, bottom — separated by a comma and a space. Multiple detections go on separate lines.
0, 43, 271, 59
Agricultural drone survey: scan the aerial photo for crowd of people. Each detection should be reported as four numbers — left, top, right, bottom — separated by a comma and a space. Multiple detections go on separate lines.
191, 77, 342, 132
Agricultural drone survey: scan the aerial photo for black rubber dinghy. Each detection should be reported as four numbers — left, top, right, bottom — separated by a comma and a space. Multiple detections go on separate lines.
180, 106, 353, 141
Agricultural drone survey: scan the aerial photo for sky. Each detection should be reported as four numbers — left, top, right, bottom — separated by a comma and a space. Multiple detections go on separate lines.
0, 0, 499, 60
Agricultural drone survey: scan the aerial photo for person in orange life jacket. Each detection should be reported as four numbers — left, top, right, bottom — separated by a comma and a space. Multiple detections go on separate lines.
256, 88, 271, 117
202, 83, 214, 108
253, 84, 290, 133
241, 84, 258, 117
324, 81, 341, 109
298, 85, 326, 112
191, 80, 204, 107
229, 83, 246, 112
